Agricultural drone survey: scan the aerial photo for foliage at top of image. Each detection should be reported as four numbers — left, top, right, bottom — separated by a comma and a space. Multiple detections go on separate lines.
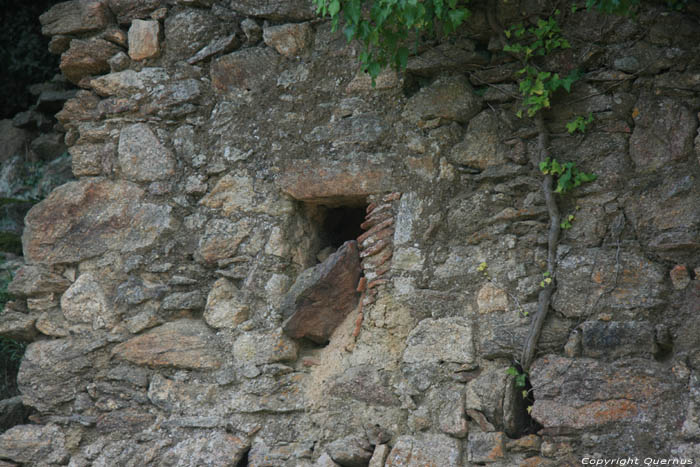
313, 0, 471, 81
0, 0, 63, 119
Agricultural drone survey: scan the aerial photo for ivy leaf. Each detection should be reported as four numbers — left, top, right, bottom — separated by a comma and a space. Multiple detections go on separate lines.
329, 0, 341, 16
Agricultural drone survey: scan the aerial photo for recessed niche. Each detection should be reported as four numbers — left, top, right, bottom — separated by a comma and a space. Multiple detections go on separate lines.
320, 205, 367, 250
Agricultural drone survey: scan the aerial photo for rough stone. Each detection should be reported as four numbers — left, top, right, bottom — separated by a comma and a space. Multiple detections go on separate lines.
40, 0, 112, 35
670, 264, 691, 290
161, 291, 205, 311
0, 424, 69, 465
60, 38, 123, 84
263, 22, 313, 57
200, 172, 294, 216
90, 67, 169, 97
112, 319, 222, 369
148, 373, 218, 412
467, 432, 506, 464
476, 282, 509, 313
118, 123, 175, 182
18, 336, 110, 411
629, 93, 697, 171
22, 179, 173, 265
530, 356, 683, 435
211, 47, 280, 93
402, 317, 476, 368
61, 272, 115, 329
330, 365, 400, 407
449, 110, 509, 169
197, 218, 252, 264
326, 435, 373, 467
402, 75, 482, 127
368, 444, 390, 467
107, 0, 165, 24
69, 142, 115, 176
128, 19, 160, 61
580, 320, 655, 359
277, 155, 396, 205
163, 8, 220, 61
187, 34, 240, 65
203, 278, 249, 329
7, 265, 71, 297
407, 42, 489, 77
281, 241, 361, 344
229, 0, 316, 21
385, 434, 462, 466
0, 311, 36, 341
30, 132, 67, 161
160, 431, 249, 466
233, 329, 298, 365
465, 367, 509, 428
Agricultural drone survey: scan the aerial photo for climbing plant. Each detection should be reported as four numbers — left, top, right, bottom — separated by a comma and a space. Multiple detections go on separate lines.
312, 0, 471, 80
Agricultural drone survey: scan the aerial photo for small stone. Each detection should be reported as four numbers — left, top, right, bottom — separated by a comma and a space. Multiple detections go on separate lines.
102, 28, 128, 48
0, 424, 69, 465
211, 48, 280, 93
402, 317, 476, 368
60, 38, 123, 84
326, 436, 373, 467
240, 18, 262, 44
187, 34, 240, 65
670, 264, 691, 290
506, 434, 541, 453
385, 434, 461, 466
128, 20, 160, 61
281, 241, 361, 344
204, 278, 249, 329
477, 283, 509, 313
185, 174, 208, 194
112, 319, 222, 370
315, 452, 342, 466
368, 444, 390, 467
61, 273, 114, 330
161, 430, 249, 466
118, 123, 176, 182
7, 265, 71, 297
468, 432, 506, 464
402, 75, 482, 127
161, 291, 205, 311
263, 22, 313, 57
0, 312, 36, 341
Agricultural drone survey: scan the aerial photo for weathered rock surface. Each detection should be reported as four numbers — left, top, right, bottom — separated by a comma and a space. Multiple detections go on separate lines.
281, 241, 361, 343
160, 431, 249, 466
18, 336, 110, 411
7, 265, 71, 297
211, 47, 280, 92
402, 317, 476, 368
107, 0, 165, 24
263, 22, 313, 57
22, 179, 173, 264
128, 19, 160, 60
118, 123, 175, 181
112, 319, 222, 369
40, 0, 112, 36
230, 0, 316, 21
0, 424, 69, 465
385, 434, 462, 466
60, 272, 114, 329
402, 75, 482, 127
60, 38, 123, 84
233, 329, 298, 365
203, 278, 249, 329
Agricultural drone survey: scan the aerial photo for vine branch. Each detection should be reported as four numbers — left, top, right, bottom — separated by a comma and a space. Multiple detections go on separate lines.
520, 113, 561, 372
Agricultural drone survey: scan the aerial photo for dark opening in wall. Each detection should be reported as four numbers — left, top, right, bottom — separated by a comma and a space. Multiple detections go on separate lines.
235, 447, 250, 467
320, 205, 367, 250
505, 364, 543, 439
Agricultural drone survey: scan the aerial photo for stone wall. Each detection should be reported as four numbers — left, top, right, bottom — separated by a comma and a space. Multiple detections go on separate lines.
1, 0, 699, 465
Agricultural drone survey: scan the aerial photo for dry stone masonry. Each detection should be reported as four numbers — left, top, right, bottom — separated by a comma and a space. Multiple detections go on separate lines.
0, 0, 699, 465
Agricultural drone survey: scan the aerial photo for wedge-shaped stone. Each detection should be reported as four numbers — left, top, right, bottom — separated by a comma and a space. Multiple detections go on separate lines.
40, 0, 112, 36
112, 319, 222, 369
282, 241, 361, 344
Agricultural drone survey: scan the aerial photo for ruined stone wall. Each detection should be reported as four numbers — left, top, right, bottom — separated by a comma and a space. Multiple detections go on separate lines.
1, 0, 699, 465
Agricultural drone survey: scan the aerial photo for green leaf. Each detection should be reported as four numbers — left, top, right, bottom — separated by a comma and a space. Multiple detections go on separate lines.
329, 0, 341, 16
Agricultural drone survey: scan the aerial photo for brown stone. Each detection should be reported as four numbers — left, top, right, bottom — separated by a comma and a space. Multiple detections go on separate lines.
263, 22, 313, 57
128, 19, 160, 60
22, 179, 173, 265
107, 0, 165, 24
112, 319, 222, 369
69, 142, 115, 177
0, 311, 36, 341
7, 265, 71, 297
670, 264, 691, 290
0, 424, 69, 465
281, 241, 361, 344
40, 0, 112, 36
60, 38, 123, 84
211, 48, 280, 93
228, 0, 316, 21
56, 91, 101, 127
277, 157, 396, 206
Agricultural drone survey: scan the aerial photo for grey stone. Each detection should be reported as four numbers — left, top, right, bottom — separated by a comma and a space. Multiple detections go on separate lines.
580, 321, 655, 359
211, 47, 281, 93
118, 123, 175, 182
69, 142, 115, 177
61, 272, 116, 330
18, 336, 110, 411
22, 179, 174, 265
187, 34, 240, 65
40, 0, 112, 35
90, 67, 169, 97
0, 424, 69, 465
161, 291, 205, 311
263, 22, 314, 57
467, 432, 506, 464
160, 431, 250, 467
230, 0, 316, 21
629, 93, 697, 171
326, 436, 373, 467
402, 317, 476, 368
330, 365, 400, 407
385, 434, 461, 466
0, 311, 36, 341
465, 367, 509, 429
164, 9, 221, 62
108, 51, 130, 72
407, 41, 488, 76
233, 329, 298, 365
449, 110, 509, 169
203, 278, 249, 329
402, 75, 482, 127
30, 132, 67, 160
7, 265, 71, 297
